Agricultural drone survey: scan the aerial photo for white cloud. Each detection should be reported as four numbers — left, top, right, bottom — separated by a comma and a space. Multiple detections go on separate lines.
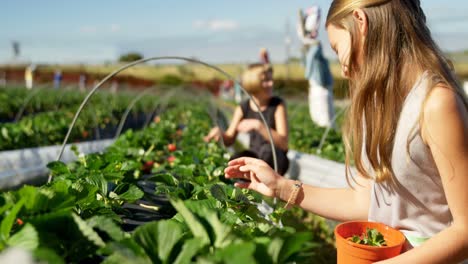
79, 26, 98, 34
193, 20, 239, 31
2, 42, 118, 64
193, 20, 206, 29
210, 20, 238, 31
110, 24, 121, 33
78, 24, 121, 35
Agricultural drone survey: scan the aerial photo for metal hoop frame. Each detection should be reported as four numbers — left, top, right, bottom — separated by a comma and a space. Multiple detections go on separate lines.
50, 56, 278, 183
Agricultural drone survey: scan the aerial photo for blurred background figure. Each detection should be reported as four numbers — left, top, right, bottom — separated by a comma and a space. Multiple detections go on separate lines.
297, 6, 335, 128
259, 47, 270, 64
24, 64, 35, 89
220, 79, 234, 100
53, 69, 62, 89
234, 80, 242, 104
0, 70, 6, 87
79, 70, 87, 92
110, 80, 119, 93
11, 41, 20, 59
205, 63, 290, 175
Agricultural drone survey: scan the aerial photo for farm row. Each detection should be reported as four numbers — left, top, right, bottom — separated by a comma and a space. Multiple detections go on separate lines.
0, 101, 337, 263
0, 86, 345, 162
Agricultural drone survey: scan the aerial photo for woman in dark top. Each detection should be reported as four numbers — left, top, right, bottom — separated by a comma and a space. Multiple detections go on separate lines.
204, 63, 289, 175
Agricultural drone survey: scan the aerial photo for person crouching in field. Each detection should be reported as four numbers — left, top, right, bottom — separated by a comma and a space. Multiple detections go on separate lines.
204, 63, 289, 175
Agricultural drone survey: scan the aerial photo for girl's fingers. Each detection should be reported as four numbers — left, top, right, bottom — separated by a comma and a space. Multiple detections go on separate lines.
227, 158, 246, 166
234, 181, 251, 189
224, 165, 245, 178
239, 164, 257, 174
225, 165, 254, 180
228, 157, 261, 166
224, 165, 250, 178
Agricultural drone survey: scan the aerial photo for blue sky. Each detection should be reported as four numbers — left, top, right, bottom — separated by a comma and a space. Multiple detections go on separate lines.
1, 0, 468, 64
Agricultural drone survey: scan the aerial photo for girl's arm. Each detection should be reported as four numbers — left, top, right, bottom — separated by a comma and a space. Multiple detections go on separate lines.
297, 10, 319, 46
225, 157, 372, 221
378, 86, 468, 264
297, 24, 320, 46
223, 106, 243, 146
204, 106, 243, 146
278, 170, 371, 221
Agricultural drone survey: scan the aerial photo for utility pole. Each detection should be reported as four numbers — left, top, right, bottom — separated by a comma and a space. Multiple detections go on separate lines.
12, 41, 20, 59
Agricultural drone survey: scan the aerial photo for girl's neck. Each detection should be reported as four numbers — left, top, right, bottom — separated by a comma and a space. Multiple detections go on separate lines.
250, 95, 271, 111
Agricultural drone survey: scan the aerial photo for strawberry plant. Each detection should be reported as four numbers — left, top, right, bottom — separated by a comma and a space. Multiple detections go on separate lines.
288, 103, 345, 162
348, 228, 387, 247
0, 97, 337, 263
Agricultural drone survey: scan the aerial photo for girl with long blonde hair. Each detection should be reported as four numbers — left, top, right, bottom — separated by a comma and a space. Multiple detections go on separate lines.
225, 0, 468, 262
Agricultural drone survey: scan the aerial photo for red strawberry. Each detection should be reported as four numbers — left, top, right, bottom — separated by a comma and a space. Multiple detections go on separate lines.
167, 156, 176, 163
167, 143, 177, 152
16, 218, 24, 225
142, 161, 154, 173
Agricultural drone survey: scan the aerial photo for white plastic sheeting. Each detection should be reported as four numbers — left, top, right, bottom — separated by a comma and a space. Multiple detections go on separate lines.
286, 150, 348, 188
237, 133, 349, 188
0, 139, 114, 189
0, 132, 351, 190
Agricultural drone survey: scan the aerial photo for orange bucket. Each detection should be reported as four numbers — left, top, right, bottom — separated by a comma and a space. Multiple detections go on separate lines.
334, 221, 406, 264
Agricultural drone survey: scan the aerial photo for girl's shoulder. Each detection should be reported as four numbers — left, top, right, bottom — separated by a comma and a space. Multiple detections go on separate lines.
269, 96, 285, 107
424, 84, 465, 117
421, 83, 468, 144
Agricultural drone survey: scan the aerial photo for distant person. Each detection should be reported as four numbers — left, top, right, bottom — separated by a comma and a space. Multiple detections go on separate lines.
79, 71, 87, 92
24, 64, 35, 89
234, 81, 242, 104
259, 47, 270, 64
220, 79, 234, 100
0, 70, 6, 86
233, 48, 270, 103
53, 69, 62, 89
110, 80, 119, 93
204, 63, 289, 175
297, 6, 335, 128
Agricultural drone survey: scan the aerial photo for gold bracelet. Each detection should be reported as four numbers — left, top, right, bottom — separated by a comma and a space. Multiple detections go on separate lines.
284, 180, 303, 209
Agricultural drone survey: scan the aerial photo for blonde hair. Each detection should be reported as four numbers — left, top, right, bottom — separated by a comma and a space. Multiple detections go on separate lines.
326, 0, 468, 184
241, 63, 273, 95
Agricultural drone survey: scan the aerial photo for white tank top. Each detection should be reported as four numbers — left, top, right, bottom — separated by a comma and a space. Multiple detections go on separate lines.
366, 72, 453, 247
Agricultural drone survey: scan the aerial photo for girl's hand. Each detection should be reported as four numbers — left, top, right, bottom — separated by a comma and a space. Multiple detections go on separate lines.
203, 126, 221, 142
236, 119, 261, 133
224, 157, 282, 197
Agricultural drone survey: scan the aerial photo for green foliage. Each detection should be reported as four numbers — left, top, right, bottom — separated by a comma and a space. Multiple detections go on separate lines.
288, 103, 345, 162
160, 74, 184, 86
118, 52, 144, 63
0, 87, 162, 151
0, 100, 336, 263
350, 228, 387, 247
